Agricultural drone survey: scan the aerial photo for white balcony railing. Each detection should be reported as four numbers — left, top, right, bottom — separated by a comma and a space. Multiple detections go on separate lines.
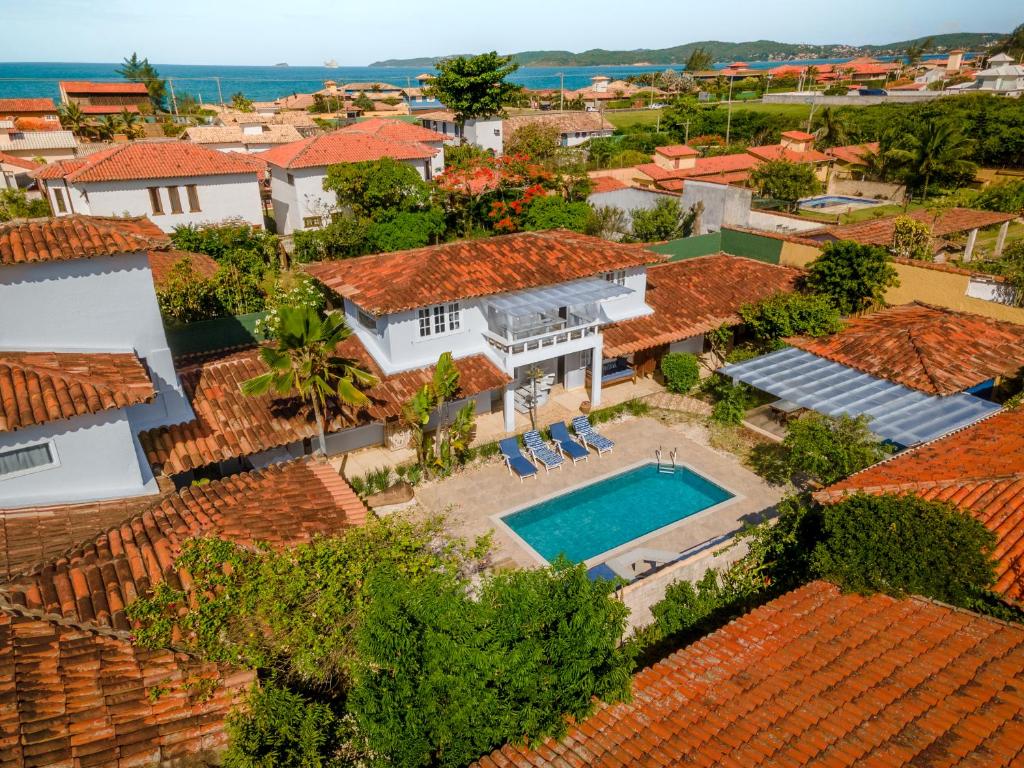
483, 322, 599, 356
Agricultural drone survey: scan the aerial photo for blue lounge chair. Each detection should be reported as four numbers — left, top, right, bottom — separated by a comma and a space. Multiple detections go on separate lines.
523, 430, 564, 473
499, 437, 538, 482
571, 415, 615, 455
548, 421, 589, 464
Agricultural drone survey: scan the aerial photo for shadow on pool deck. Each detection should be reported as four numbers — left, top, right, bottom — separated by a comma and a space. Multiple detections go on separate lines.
413, 416, 784, 626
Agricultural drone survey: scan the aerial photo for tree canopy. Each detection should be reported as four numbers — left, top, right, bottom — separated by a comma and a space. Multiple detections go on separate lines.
750, 159, 821, 210
423, 52, 521, 124
805, 240, 899, 315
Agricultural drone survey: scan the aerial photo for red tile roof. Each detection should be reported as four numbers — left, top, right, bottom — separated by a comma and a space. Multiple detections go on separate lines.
781, 130, 815, 141
147, 249, 219, 286
825, 207, 1018, 247
654, 144, 699, 158
827, 141, 880, 165
474, 579, 1024, 768
788, 303, 1024, 395
588, 175, 628, 194
0, 351, 155, 433
305, 230, 663, 315
138, 339, 508, 476
0, 458, 367, 633
746, 143, 832, 164
0, 150, 40, 171
0, 98, 57, 114
79, 103, 141, 115
12, 116, 61, 131
59, 80, 150, 95
0, 214, 169, 266
255, 130, 437, 170
603, 254, 802, 357
637, 152, 759, 182
35, 142, 265, 183
339, 116, 448, 144
816, 408, 1024, 602
0, 606, 253, 768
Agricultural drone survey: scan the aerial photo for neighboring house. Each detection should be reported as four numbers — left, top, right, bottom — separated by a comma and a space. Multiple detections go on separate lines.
58, 80, 151, 116
960, 53, 1024, 95
418, 110, 505, 154
183, 121, 304, 153
811, 207, 1017, 260
816, 407, 1024, 603
257, 128, 444, 234
0, 216, 195, 508
337, 118, 447, 178
825, 141, 880, 179
473, 580, 1024, 767
553, 75, 665, 110
34, 142, 265, 232
744, 131, 832, 181
0, 151, 39, 190
503, 112, 615, 148
0, 121, 78, 161
721, 302, 1024, 448
587, 176, 752, 234
0, 97, 61, 131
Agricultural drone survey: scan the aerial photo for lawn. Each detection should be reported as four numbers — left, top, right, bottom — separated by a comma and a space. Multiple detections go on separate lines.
714, 102, 813, 120
795, 202, 917, 226
604, 109, 665, 129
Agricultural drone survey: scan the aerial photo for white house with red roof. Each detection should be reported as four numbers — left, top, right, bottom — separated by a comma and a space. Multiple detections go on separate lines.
0, 216, 195, 507
34, 142, 265, 232
257, 123, 446, 234
0, 151, 39, 191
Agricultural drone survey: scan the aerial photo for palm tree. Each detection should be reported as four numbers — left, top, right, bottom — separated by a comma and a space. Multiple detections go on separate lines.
813, 107, 848, 148
905, 37, 933, 69
889, 119, 975, 203
92, 115, 120, 142
57, 102, 89, 137
118, 108, 142, 139
241, 306, 377, 455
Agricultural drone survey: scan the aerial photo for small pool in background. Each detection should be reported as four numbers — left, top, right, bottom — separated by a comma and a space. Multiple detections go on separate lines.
501, 463, 734, 563
800, 195, 883, 210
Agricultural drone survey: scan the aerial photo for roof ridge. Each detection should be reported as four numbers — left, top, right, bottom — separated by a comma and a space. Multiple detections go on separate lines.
0, 351, 150, 392
820, 471, 1024, 500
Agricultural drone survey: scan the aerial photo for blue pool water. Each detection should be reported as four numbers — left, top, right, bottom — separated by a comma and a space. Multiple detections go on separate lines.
502, 463, 733, 563
800, 195, 883, 209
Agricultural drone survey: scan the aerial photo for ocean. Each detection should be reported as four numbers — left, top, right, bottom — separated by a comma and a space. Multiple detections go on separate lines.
0, 56, 940, 104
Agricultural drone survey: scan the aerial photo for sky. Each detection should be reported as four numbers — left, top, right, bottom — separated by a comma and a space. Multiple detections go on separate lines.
1, 0, 1019, 65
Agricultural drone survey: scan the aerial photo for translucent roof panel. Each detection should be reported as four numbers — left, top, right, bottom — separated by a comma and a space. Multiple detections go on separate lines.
720, 347, 1001, 448
485, 277, 632, 318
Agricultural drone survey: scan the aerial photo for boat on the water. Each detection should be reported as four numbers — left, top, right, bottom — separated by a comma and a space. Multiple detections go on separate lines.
324, 59, 339, 68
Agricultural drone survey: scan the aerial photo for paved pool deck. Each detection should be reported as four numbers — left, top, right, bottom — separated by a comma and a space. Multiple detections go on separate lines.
414, 416, 783, 624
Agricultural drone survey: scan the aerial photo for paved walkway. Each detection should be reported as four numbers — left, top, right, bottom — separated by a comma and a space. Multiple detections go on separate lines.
413, 416, 783, 624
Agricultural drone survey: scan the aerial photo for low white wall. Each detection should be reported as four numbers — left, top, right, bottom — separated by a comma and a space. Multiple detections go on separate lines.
747, 209, 826, 233
827, 177, 905, 201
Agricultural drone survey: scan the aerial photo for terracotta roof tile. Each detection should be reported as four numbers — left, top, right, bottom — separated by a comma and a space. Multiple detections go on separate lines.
745, 144, 832, 164
338, 117, 448, 144
59, 81, 150, 95
0, 98, 57, 113
138, 339, 508, 476
0, 150, 40, 171
781, 130, 815, 141
147, 249, 219, 287
816, 408, 1024, 602
0, 458, 367, 633
825, 207, 1017, 247
11, 116, 61, 131
35, 142, 265, 183
183, 123, 303, 146
827, 142, 880, 165
503, 112, 614, 136
473, 580, 1024, 767
0, 351, 155, 433
0, 606, 252, 768
654, 144, 699, 158
305, 230, 663, 315
788, 303, 1024, 395
588, 176, 629, 194
79, 103, 141, 115
254, 130, 437, 170
603, 254, 802, 357
0, 214, 169, 266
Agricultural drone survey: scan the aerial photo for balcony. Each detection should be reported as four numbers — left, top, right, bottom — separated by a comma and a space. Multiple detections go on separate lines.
483, 321, 599, 356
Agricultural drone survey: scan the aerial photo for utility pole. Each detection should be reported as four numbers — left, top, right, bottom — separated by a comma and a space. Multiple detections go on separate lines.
724, 76, 735, 144
684, 119, 690, 144
559, 72, 564, 112
214, 76, 224, 109
168, 77, 178, 116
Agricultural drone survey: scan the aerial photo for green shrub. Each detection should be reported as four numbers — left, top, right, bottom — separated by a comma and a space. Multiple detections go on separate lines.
660, 352, 700, 394
738, 293, 843, 350
704, 374, 751, 425
781, 413, 892, 485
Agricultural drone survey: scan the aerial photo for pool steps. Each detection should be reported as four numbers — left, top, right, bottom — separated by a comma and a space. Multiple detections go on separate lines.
655, 447, 678, 474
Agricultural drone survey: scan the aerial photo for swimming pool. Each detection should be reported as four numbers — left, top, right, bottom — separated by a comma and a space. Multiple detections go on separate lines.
800, 195, 883, 210
500, 463, 734, 563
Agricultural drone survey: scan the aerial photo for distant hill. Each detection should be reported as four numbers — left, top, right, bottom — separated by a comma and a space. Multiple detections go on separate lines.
370, 32, 1003, 68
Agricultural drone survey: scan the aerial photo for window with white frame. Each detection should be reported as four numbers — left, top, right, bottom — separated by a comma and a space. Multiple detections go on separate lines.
417, 302, 460, 338
0, 441, 58, 479
357, 308, 377, 332
604, 269, 626, 286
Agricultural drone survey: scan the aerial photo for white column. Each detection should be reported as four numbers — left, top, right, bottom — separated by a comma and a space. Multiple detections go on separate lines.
589, 337, 603, 408
503, 383, 516, 432
994, 221, 1010, 258
964, 228, 978, 263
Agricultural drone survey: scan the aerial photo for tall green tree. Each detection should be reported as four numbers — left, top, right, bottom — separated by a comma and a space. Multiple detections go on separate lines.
116, 51, 166, 111
805, 240, 899, 314
240, 306, 377, 454
991, 23, 1024, 60
423, 52, 520, 127
890, 119, 976, 202
750, 159, 821, 211
118, 108, 143, 139
685, 47, 714, 72
57, 101, 89, 137
629, 197, 700, 241
231, 91, 254, 112
904, 37, 933, 68
812, 106, 848, 148
323, 157, 433, 219
92, 115, 120, 142
780, 413, 892, 486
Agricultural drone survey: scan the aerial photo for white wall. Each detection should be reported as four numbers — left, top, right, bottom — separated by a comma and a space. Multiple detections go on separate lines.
44, 173, 263, 232
465, 118, 504, 154
0, 253, 193, 429
0, 410, 158, 508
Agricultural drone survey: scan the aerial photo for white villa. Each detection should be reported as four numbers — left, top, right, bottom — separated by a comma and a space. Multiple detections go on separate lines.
0, 216, 194, 508
34, 142, 266, 232
183, 120, 304, 153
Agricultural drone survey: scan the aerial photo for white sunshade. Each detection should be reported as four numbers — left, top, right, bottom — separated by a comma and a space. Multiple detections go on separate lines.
485, 277, 632, 318
720, 347, 1002, 448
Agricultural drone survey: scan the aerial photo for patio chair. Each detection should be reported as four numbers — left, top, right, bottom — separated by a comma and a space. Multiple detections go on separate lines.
548, 421, 589, 464
499, 437, 539, 482
571, 415, 615, 455
523, 430, 565, 473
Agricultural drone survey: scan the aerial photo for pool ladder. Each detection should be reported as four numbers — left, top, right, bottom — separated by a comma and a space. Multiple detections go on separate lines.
655, 447, 678, 474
